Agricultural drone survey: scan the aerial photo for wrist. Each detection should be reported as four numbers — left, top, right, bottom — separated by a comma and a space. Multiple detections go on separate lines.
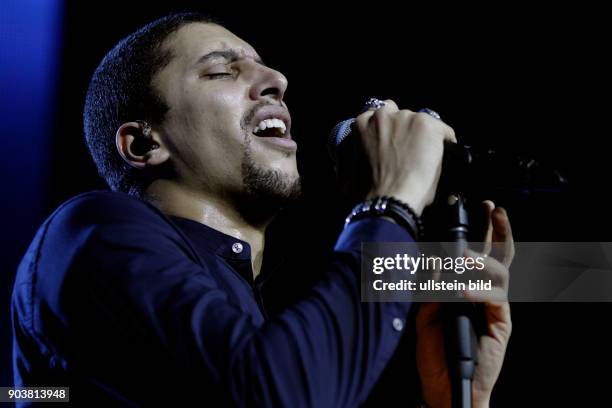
366, 190, 426, 217
344, 196, 424, 240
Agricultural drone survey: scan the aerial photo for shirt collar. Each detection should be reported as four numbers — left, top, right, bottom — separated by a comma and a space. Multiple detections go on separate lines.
167, 216, 252, 261
167, 215, 283, 286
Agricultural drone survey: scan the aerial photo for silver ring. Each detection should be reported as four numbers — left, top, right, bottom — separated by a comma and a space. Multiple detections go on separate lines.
418, 108, 442, 120
363, 98, 386, 111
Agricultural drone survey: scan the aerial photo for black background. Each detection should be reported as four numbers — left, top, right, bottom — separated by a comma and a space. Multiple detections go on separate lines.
3, 1, 612, 406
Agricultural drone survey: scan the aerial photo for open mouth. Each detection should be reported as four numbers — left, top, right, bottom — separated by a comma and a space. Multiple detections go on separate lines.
252, 118, 288, 138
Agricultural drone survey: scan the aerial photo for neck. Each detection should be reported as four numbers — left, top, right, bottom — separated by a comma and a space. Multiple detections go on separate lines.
143, 179, 268, 279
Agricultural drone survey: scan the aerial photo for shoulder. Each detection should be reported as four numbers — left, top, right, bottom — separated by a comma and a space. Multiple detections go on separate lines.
12, 192, 200, 351
22, 191, 190, 270
51, 190, 164, 227
13, 191, 199, 303
43, 190, 190, 247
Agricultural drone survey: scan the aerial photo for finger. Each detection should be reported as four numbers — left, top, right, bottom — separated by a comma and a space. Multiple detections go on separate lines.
413, 108, 457, 144
482, 299, 512, 340
369, 99, 401, 128
426, 112, 457, 144
380, 99, 399, 112
404, 111, 456, 151
465, 249, 510, 290
489, 207, 515, 267
355, 99, 399, 133
472, 200, 495, 254
418, 112, 456, 144
443, 123, 457, 144
464, 287, 508, 303
482, 200, 495, 253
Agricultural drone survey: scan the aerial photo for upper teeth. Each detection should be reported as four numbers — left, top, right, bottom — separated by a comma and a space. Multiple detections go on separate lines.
254, 118, 287, 135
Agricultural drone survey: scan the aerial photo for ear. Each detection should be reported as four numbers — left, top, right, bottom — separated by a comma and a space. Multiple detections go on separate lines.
115, 121, 170, 169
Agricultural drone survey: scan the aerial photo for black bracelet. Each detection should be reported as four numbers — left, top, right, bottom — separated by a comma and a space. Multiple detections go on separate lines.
344, 196, 424, 240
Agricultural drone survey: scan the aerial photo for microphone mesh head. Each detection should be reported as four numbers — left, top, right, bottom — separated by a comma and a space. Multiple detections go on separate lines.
328, 118, 355, 162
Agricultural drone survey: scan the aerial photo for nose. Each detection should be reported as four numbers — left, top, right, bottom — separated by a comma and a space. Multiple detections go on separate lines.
249, 65, 288, 103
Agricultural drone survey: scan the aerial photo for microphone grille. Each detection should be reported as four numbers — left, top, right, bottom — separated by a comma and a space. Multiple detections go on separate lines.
328, 118, 355, 162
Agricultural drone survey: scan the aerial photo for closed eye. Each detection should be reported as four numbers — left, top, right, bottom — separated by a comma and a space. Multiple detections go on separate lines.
204, 72, 233, 79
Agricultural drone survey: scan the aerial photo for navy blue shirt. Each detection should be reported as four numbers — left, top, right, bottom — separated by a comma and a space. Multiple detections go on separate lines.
12, 191, 416, 407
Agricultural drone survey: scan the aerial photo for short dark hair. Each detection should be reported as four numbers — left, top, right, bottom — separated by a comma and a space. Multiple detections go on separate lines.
83, 12, 218, 196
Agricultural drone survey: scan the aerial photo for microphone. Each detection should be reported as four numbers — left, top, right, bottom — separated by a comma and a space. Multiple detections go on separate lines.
328, 117, 566, 201
329, 116, 472, 168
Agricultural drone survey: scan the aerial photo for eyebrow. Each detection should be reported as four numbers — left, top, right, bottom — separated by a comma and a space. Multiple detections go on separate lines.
194, 49, 265, 67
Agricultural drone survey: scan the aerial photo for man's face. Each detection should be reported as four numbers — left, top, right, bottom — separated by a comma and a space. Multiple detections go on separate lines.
153, 23, 300, 210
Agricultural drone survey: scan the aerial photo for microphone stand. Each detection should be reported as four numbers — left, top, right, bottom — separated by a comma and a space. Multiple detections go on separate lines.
433, 142, 564, 408
427, 142, 478, 408
442, 192, 478, 408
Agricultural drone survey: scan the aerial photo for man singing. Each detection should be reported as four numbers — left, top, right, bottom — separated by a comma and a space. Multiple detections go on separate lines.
12, 12, 513, 407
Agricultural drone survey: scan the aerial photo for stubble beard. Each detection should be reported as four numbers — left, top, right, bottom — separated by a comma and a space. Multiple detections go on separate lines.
236, 134, 302, 226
